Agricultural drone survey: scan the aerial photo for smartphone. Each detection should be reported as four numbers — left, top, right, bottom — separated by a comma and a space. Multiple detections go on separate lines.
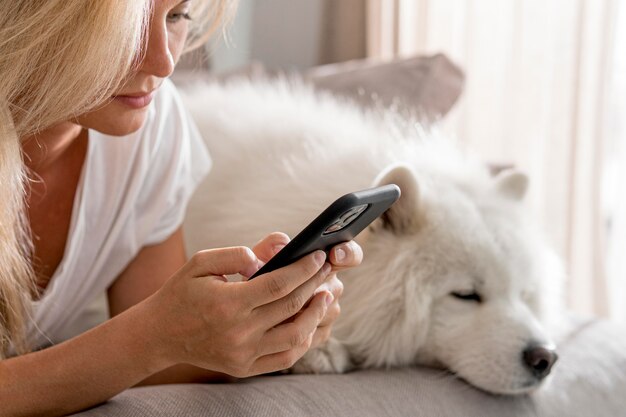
249, 184, 401, 279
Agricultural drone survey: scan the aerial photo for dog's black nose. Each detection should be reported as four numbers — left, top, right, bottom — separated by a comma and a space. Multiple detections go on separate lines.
522, 344, 558, 379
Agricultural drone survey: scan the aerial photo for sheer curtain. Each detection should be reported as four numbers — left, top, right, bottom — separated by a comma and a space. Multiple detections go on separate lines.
604, 1, 626, 322
367, 0, 621, 318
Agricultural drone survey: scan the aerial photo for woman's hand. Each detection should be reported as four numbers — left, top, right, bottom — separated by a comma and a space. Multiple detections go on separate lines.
144, 243, 335, 378
250, 232, 363, 349
314, 239, 362, 347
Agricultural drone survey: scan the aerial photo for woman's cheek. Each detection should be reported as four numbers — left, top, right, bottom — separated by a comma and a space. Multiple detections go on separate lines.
168, 26, 189, 65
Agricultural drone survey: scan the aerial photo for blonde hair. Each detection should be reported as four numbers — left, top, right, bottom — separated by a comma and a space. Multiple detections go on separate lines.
187, 0, 238, 53
0, 0, 236, 358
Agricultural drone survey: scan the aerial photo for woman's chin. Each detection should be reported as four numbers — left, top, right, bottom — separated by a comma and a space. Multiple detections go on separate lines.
99, 118, 146, 136
76, 106, 149, 137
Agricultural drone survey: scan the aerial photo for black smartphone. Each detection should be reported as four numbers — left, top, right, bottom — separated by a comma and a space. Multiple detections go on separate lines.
249, 184, 401, 279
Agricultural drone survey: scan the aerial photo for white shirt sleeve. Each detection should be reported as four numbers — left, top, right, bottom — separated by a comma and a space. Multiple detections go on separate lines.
136, 78, 212, 246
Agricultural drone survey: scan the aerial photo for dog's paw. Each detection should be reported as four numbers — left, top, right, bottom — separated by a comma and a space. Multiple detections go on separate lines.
291, 338, 353, 374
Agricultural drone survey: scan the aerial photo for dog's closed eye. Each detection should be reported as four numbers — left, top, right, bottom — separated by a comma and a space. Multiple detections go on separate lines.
450, 291, 482, 303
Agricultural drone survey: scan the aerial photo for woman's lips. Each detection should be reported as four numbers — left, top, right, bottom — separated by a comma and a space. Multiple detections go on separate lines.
113, 91, 155, 109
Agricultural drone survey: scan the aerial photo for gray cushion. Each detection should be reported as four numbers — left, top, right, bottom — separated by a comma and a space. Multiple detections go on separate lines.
72, 317, 626, 417
171, 53, 464, 122
304, 53, 464, 121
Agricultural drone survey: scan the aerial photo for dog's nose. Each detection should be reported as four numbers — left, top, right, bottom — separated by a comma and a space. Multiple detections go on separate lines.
522, 344, 558, 379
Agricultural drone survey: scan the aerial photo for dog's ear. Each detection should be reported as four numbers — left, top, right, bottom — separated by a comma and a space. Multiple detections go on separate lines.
372, 164, 422, 233
493, 168, 529, 201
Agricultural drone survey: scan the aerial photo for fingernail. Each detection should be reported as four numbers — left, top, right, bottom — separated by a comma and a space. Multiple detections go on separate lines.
335, 247, 346, 262
314, 250, 326, 266
322, 262, 332, 276
273, 244, 285, 255
324, 291, 334, 306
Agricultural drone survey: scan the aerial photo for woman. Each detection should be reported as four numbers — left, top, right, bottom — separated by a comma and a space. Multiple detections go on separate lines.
0, 1, 362, 415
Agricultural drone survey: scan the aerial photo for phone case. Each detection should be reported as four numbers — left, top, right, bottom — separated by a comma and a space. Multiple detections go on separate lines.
249, 184, 401, 279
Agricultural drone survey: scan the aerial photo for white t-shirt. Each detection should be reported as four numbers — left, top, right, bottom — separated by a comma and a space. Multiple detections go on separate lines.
26, 78, 211, 350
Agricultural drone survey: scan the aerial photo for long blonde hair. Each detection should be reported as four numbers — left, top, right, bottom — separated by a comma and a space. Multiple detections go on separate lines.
0, 0, 236, 358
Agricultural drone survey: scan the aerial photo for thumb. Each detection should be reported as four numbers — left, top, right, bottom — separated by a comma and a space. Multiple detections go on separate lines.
188, 246, 260, 279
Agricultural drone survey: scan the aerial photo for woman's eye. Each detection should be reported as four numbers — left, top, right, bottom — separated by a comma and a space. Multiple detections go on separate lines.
167, 11, 192, 24
450, 291, 482, 303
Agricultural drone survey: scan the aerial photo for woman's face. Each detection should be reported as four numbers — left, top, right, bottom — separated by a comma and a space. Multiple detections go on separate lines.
75, 0, 192, 136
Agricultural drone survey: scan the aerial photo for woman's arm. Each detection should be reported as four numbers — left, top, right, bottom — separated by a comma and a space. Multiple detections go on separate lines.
1, 234, 340, 416
0, 296, 170, 416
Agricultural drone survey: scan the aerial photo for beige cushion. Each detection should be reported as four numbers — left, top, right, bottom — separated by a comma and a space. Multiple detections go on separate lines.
304, 53, 464, 121
72, 316, 626, 417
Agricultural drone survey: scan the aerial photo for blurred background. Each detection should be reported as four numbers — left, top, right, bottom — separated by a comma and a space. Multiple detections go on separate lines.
180, 0, 625, 323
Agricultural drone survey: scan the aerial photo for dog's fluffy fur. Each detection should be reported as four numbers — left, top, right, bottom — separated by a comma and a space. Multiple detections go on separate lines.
181, 79, 565, 395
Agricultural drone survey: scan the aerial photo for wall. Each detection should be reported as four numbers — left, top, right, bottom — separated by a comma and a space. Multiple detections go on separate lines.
212, 0, 325, 72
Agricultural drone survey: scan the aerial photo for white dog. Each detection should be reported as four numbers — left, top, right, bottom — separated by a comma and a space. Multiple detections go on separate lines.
181, 78, 565, 395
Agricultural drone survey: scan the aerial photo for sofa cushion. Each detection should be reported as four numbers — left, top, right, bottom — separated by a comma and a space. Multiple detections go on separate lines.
304, 53, 464, 121
72, 317, 626, 417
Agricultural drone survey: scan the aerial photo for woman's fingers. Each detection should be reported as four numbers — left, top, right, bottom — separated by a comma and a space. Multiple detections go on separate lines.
318, 298, 341, 329
310, 324, 333, 349
251, 262, 332, 327
240, 232, 291, 280
244, 250, 327, 307
328, 240, 363, 271
248, 337, 314, 376
314, 276, 343, 328
187, 246, 259, 278
252, 292, 330, 365
251, 232, 290, 264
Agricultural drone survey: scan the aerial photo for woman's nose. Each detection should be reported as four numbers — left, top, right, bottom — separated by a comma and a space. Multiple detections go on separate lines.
140, 21, 175, 78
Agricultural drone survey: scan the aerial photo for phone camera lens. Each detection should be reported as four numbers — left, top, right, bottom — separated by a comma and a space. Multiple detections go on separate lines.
323, 221, 344, 235
343, 212, 360, 225
339, 204, 369, 223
